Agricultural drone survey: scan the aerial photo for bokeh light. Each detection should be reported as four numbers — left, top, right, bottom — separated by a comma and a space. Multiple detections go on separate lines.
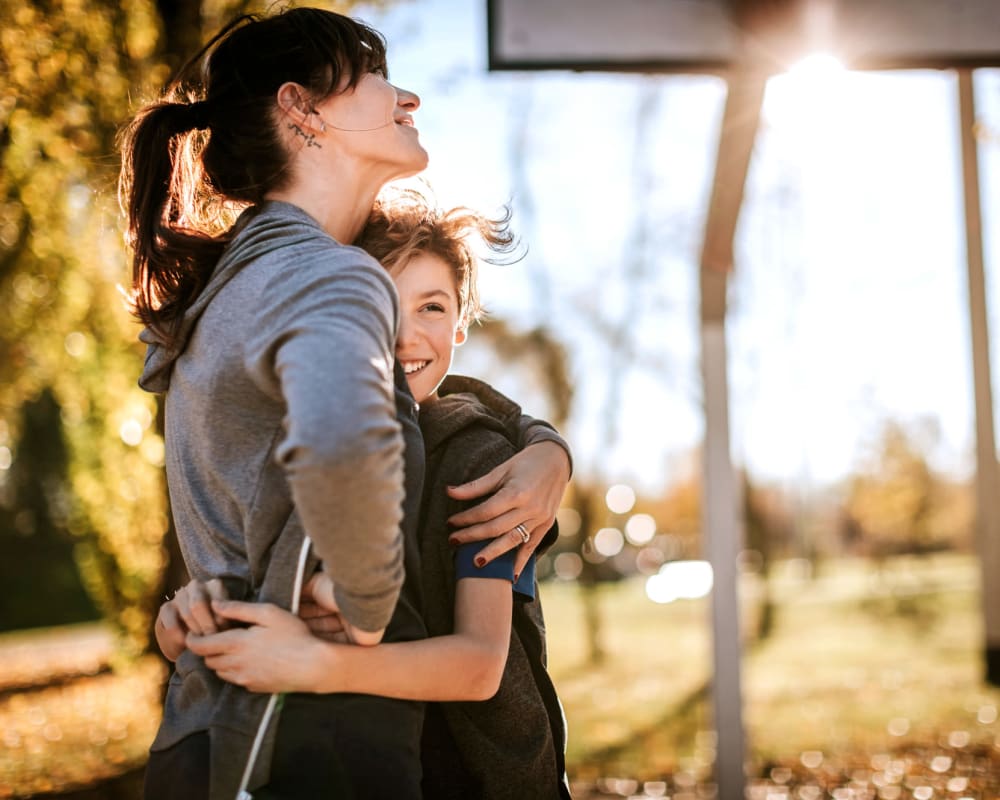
605, 483, 636, 515
593, 527, 624, 558
645, 573, 678, 604
635, 546, 665, 575
556, 506, 582, 538
624, 513, 656, 545
645, 560, 714, 604
63, 331, 87, 358
552, 552, 583, 580
118, 420, 143, 447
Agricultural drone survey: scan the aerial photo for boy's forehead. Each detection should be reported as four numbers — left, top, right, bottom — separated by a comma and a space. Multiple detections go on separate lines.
394, 253, 461, 298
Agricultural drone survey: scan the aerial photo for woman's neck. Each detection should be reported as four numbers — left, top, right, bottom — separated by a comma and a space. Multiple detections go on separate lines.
266, 156, 387, 244
266, 185, 379, 245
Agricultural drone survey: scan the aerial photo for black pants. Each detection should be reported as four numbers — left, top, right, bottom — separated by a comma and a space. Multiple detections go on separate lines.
143, 731, 209, 800
144, 695, 423, 800
258, 693, 423, 799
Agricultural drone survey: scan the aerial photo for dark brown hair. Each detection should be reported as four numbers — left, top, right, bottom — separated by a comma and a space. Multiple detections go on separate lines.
356, 189, 517, 326
118, 8, 388, 346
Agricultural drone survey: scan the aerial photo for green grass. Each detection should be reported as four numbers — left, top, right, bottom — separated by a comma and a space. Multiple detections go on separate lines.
538, 553, 1000, 783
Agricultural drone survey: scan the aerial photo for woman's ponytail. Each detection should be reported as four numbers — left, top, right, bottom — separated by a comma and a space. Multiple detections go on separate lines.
118, 100, 226, 346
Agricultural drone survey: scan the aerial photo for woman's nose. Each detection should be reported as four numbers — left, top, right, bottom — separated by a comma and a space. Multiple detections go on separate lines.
393, 85, 420, 112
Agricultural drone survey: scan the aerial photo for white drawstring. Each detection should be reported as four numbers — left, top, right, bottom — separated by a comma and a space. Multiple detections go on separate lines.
235, 534, 313, 800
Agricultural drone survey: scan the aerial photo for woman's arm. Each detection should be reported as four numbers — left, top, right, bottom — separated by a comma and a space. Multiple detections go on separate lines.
446, 440, 569, 576
432, 377, 572, 576
248, 252, 406, 637
187, 577, 513, 701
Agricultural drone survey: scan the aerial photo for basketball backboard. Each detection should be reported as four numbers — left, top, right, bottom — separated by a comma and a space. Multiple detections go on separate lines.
487, 0, 1000, 73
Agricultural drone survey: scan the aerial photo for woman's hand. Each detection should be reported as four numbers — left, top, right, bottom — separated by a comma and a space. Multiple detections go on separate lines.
154, 601, 188, 663
446, 440, 570, 576
154, 578, 229, 662
187, 601, 328, 693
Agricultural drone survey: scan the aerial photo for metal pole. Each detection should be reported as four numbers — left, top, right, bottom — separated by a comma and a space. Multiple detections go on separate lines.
699, 71, 765, 799
700, 307, 746, 800
957, 67, 1000, 685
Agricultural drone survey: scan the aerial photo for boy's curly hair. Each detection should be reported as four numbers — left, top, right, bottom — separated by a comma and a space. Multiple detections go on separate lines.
356, 188, 517, 326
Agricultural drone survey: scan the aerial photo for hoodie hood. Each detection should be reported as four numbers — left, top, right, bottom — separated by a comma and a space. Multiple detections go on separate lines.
138, 201, 330, 393
417, 374, 523, 454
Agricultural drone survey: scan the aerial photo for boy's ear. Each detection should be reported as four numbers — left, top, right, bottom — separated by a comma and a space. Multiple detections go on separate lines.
454, 327, 468, 346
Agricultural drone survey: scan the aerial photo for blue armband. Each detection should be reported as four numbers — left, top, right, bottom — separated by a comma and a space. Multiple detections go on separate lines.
455, 541, 536, 601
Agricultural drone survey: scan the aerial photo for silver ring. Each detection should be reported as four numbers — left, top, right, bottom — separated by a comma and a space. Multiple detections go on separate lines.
514, 523, 530, 544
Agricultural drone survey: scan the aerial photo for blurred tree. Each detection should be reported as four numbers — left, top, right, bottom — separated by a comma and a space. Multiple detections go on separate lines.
741, 473, 794, 641
573, 483, 609, 664
463, 318, 573, 428
0, 0, 174, 655
0, 0, 378, 655
648, 471, 702, 546
0, 388, 100, 630
842, 419, 973, 558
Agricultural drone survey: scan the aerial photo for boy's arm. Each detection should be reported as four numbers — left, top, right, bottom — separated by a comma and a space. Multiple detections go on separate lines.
188, 579, 513, 701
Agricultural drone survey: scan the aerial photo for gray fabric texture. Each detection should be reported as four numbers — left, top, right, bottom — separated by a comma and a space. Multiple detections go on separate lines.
140, 199, 406, 634
139, 200, 408, 797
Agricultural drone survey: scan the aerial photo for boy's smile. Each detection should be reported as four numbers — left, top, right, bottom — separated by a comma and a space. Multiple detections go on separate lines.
401, 359, 430, 375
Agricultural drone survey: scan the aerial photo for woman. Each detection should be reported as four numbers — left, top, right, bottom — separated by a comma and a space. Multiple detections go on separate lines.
118, 8, 569, 800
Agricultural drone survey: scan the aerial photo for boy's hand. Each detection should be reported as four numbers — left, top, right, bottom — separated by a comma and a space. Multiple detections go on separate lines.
446, 440, 569, 577
298, 573, 346, 640
299, 573, 384, 646
188, 601, 327, 693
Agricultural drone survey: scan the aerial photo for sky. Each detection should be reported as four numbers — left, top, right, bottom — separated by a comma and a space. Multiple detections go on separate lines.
354, 0, 1000, 493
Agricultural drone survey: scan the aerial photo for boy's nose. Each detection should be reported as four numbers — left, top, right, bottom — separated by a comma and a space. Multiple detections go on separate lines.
397, 317, 418, 347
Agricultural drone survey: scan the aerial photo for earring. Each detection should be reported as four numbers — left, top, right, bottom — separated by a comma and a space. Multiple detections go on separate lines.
309, 106, 327, 133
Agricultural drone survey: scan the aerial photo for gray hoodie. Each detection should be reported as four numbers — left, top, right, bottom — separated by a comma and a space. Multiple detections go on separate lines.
141, 200, 406, 631
141, 200, 409, 795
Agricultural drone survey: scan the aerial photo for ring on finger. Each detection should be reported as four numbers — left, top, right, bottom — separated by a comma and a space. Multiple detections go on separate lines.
514, 523, 530, 544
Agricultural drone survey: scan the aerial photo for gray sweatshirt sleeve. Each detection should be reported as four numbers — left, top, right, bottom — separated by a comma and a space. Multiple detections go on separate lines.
518, 416, 574, 477
245, 247, 404, 632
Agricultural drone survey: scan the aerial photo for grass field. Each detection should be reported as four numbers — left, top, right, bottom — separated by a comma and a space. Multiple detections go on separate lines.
541, 552, 1000, 790
1, 553, 998, 797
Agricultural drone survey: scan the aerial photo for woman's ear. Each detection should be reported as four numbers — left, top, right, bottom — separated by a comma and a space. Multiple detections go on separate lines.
454, 326, 468, 346
276, 82, 320, 131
